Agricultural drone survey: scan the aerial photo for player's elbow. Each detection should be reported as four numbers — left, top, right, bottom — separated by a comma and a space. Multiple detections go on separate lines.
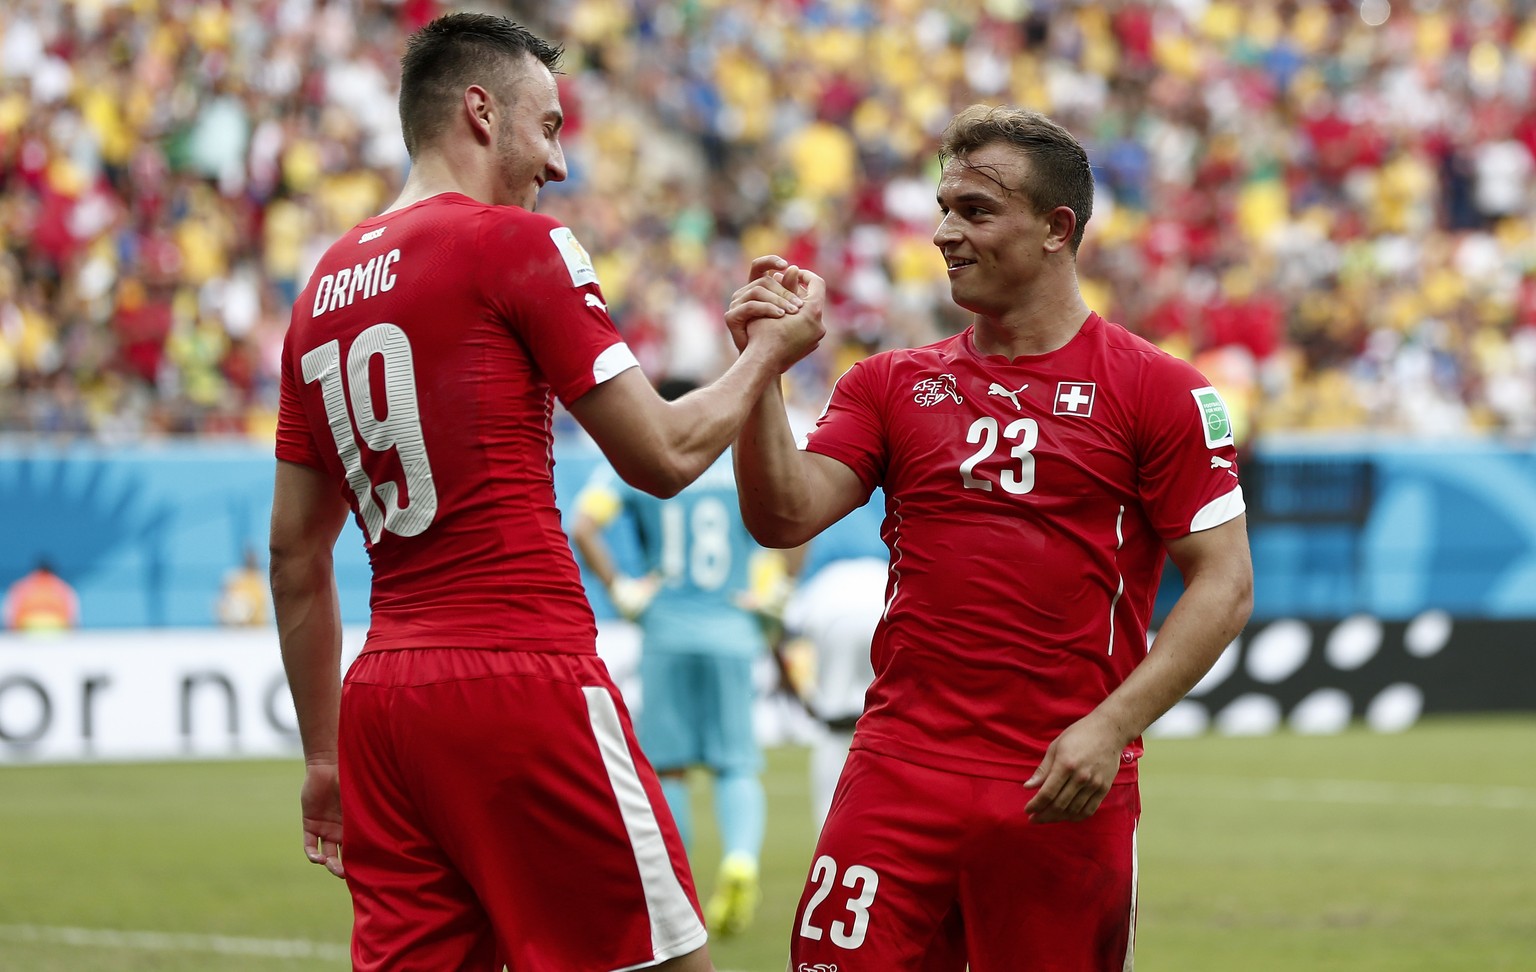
268, 533, 333, 599
738, 483, 831, 548
643, 473, 688, 500
1202, 561, 1254, 638
611, 455, 691, 499
741, 509, 816, 549
1231, 565, 1255, 626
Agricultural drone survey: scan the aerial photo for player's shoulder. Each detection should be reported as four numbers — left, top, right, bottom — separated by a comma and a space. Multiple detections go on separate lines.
847, 332, 965, 377
1095, 313, 1172, 360
824, 334, 968, 410
470, 200, 566, 239
1094, 314, 1208, 385
894, 331, 965, 362
394, 196, 576, 259
312, 194, 524, 264
476, 205, 598, 291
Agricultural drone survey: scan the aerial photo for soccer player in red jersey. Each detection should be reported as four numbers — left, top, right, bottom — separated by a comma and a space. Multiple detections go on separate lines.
726, 106, 1254, 970
268, 14, 821, 972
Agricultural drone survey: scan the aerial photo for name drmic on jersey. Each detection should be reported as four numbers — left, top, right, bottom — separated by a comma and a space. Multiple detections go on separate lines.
311, 248, 402, 318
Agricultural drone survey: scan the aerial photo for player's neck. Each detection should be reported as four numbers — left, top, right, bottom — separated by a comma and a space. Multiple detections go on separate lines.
969, 291, 1093, 360
383, 152, 491, 214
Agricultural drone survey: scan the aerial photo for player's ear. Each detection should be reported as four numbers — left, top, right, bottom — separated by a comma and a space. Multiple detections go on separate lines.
463, 84, 494, 145
1043, 205, 1076, 255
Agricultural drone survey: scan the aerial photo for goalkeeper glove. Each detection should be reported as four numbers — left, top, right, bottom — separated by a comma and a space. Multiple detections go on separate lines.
609, 574, 659, 621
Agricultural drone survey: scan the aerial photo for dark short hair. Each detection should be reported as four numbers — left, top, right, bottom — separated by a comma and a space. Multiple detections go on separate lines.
939, 105, 1094, 252
399, 12, 564, 158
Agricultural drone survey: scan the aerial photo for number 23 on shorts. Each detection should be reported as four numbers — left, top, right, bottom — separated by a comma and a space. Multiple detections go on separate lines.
798, 854, 879, 950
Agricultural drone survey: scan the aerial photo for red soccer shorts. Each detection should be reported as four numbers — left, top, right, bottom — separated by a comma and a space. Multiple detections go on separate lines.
338, 648, 707, 972
789, 747, 1140, 972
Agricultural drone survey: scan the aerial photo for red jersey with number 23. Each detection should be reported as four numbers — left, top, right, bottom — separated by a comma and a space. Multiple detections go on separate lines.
804, 313, 1245, 783
276, 193, 637, 653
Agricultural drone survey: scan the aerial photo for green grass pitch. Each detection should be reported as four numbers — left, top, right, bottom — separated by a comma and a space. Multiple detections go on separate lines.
0, 715, 1531, 971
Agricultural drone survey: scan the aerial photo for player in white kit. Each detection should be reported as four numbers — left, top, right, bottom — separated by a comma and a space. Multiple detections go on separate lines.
783, 555, 887, 828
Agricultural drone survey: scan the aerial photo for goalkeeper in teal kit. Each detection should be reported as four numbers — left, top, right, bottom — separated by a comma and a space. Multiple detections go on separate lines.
574, 378, 778, 937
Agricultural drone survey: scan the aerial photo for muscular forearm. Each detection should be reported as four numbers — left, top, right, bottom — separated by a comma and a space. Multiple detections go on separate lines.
592, 339, 789, 499
577, 263, 824, 499
650, 340, 789, 494
733, 381, 821, 547
272, 554, 343, 765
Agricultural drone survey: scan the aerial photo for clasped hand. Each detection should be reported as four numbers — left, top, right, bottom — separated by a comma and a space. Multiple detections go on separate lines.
726, 254, 826, 369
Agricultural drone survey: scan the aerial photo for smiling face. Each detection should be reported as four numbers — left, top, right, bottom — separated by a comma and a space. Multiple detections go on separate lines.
493, 57, 567, 210
933, 142, 1074, 318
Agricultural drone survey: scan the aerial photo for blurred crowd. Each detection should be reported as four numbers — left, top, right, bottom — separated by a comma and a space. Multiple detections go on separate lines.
2, 0, 1535, 443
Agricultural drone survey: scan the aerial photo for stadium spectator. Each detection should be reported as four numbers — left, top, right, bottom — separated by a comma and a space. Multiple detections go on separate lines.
3, 2, 1536, 439
215, 546, 268, 627
727, 105, 1253, 969
572, 376, 773, 938
2, 558, 79, 633
268, 13, 820, 972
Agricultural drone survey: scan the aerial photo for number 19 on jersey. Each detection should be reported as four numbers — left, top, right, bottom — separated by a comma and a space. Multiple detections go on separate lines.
301, 323, 439, 543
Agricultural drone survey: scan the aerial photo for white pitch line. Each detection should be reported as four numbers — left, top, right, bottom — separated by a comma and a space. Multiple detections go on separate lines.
1159, 776, 1536, 811
0, 924, 350, 961
0, 924, 755, 970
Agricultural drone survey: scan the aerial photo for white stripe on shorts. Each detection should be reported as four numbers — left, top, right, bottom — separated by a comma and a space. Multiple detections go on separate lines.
1122, 823, 1139, 971
583, 686, 707, 967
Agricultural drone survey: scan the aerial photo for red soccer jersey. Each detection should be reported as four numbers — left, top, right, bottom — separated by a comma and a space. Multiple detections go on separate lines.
804, 313, 1245, 782
276, 193, 637, 653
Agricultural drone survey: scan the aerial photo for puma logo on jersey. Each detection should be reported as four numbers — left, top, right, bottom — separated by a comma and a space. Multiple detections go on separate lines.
987, 382, 1028, 410
796, 965, 839, 972
1210, 455, 1233, 469
913, 374, 963, 406
585, 293, 607, 312
357, 226, 386, 244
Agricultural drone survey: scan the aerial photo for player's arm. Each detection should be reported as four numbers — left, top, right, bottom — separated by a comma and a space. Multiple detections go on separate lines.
1025, 514, 1253, 823
733, 380, 867, 548
567, 271, 824, 499
728, 258, 865, 546
724, 259, 869, 547
268, 458, 352, 878
570, 508, 620, 592
570, 483, 656, 621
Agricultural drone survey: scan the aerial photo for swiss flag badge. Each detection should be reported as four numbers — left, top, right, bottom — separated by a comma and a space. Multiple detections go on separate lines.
1053, 381, 1096, 417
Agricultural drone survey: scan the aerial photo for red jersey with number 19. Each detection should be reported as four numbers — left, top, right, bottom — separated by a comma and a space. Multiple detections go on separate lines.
803, 313, 1245, 783
276, 193, 637, 653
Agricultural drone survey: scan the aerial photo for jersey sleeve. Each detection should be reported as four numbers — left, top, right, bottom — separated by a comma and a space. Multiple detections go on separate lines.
1135, 356, 1246, 539
801, 357, 887, 496
479, 211, 639, 407
273, 324, 325, 470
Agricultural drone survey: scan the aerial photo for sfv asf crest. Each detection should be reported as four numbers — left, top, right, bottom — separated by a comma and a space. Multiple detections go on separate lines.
913, 374, 963, 406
